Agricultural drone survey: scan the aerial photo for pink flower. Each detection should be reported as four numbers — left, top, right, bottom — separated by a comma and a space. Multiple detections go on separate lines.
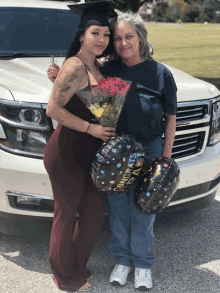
98, 77, 131, 96
110, 85, 120, 96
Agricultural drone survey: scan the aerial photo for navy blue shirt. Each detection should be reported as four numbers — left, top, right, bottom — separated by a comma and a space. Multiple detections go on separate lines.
100, 59, 177, 144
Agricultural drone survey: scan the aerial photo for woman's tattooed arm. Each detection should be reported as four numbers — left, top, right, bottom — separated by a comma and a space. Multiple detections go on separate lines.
51, 58, 85, 107
46, 57, 90, 133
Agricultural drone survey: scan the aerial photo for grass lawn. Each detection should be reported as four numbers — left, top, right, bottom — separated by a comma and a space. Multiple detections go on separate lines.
146, 22, 220, 90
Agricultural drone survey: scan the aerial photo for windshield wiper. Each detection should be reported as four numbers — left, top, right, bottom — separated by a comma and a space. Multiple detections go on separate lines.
0, 52, 40, 58
0, 52, 34, 57
0, 52, 67, 59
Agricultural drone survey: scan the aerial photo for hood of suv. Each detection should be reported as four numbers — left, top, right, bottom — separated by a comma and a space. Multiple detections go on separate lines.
165, 64, 220, 101
1, 57, 219, 103
0, 57, 57, 103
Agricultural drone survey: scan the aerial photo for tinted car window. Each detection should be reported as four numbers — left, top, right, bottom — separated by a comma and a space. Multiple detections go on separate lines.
0, 7, 79, 55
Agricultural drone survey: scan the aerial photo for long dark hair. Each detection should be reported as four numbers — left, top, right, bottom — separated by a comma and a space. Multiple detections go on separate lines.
64, 24, 114, 63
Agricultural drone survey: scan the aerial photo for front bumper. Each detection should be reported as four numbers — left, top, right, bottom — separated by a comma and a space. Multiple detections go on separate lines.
167, 140, 220, 208
0, 141, 220, 235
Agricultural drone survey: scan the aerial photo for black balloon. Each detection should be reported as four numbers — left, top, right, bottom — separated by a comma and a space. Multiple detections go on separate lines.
91, 135, 146, 194
134, 157, 180, 214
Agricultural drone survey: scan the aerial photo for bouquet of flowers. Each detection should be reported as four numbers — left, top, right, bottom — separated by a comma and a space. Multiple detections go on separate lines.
88, 77, 131, 128
76, 76, 146, 195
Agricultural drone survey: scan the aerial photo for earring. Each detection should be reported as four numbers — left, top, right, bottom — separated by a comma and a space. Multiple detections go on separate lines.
79, 38, 82, 42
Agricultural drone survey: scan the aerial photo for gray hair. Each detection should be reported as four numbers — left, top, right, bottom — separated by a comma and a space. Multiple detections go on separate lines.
109, 12, 153, 61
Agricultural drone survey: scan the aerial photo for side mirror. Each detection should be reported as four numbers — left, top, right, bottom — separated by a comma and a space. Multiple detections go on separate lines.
148, 43, 153, 55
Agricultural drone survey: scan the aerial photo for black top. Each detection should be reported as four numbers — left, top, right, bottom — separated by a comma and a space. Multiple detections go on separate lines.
100, 59, 177, 143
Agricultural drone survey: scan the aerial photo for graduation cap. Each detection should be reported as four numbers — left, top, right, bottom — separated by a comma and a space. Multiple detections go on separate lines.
68, 1, 117, 29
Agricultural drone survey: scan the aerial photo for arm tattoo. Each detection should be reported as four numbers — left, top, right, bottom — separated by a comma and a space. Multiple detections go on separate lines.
54, 73, 79, 88
52, 63, 84, 106
53, 93, 67, 107
68, 73, 78, 82
60, 85, 71, 92
50, 60, 87, 131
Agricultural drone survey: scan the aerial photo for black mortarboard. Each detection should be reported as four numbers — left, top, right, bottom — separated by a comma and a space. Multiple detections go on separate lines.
68, 1, 117, 29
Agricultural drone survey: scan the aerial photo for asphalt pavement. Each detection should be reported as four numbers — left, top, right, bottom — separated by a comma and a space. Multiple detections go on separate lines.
1, 189, 220, 293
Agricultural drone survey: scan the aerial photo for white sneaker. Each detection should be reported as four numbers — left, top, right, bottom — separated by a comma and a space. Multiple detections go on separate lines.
109, 264, 132, 285
134, 267, 153, 289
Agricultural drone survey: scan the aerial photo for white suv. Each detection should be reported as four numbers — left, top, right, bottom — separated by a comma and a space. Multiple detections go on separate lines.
0, 0, 220, 235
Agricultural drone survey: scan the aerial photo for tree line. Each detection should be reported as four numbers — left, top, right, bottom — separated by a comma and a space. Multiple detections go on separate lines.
51, 0, 220, 23
151, 0, 220, 23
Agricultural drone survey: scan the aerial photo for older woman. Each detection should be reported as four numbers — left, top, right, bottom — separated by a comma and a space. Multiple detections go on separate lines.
47, 12, 177, 290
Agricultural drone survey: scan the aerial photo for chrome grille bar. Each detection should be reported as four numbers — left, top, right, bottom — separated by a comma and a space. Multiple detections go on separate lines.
173, 124, 210, 162
176, 112, 203, 121
177, 107, 203, 113
174, 133, 199, 141
172, 146, 197, 155
173, 100, 211, 162
172, 139, 198, 149
176, 100, 211, 125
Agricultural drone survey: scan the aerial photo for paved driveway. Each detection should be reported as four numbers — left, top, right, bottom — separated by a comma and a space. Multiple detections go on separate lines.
1, 189, 220, 293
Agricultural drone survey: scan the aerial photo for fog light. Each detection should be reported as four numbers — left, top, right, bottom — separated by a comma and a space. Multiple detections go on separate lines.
17, 195, 41, 206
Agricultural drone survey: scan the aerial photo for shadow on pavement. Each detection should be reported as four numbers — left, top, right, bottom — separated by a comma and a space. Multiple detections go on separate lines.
0, 201, 220, 292
150, 201, 220, 292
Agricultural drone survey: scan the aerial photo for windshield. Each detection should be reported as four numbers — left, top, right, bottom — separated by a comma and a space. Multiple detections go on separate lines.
0, 7, 79, 56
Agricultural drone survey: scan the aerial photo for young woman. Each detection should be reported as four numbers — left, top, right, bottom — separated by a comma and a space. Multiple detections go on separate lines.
44, 2, 117, 292
47, 11, 177, 290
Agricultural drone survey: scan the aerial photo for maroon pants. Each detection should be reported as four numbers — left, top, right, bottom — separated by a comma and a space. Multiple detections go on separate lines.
44, 125, 106, 291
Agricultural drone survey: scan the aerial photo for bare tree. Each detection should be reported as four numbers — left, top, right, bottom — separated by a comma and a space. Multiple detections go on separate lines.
83, 0, 154, 13
51, 0, 194, 13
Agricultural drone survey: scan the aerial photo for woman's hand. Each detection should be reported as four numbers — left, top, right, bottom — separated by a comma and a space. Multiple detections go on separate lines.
47, 64, 60, 83
88, 124, 116, 142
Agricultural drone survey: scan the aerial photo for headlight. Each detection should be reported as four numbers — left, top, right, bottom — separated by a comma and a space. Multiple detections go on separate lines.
208, 96, 220, 146
19, 109, 43, 124
0, 99, 53, 158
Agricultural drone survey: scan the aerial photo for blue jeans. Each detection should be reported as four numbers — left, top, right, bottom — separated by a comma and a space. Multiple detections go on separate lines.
106, 137, 164, 269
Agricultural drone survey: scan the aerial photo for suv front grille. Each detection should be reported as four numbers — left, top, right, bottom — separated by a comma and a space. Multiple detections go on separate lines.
172, 131, 205, 159
172, 100, 211, 162
176, 104, 206, 121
